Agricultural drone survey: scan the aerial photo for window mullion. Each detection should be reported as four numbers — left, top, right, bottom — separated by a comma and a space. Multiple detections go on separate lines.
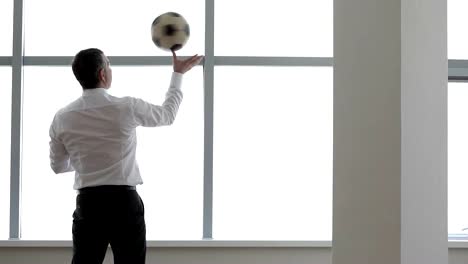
10, 0, 24, 240
203, 0, 215, 240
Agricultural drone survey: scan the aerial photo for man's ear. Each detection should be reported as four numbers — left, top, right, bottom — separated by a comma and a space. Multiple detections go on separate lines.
98, 68, 106, 82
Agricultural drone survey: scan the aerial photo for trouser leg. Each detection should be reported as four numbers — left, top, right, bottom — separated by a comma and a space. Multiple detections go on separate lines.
71, 195, 109, 264
110, 192, 147, 264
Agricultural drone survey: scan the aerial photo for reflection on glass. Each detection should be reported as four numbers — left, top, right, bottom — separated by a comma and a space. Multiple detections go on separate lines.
0, 0, 13, 55
0, 68, 12, 239
215, 1, 332, 57
22, 66, 203, 240
213, 67, 333, 240
24, 0, 204, 56
448, 83, 468, 236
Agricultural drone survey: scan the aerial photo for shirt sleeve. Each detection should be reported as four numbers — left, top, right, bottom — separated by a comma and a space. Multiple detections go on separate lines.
49, 116, 74, 174
131, 72, 184, 127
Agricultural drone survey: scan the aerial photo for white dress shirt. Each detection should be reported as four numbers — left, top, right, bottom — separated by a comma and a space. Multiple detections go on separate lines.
49, 72, 183, 190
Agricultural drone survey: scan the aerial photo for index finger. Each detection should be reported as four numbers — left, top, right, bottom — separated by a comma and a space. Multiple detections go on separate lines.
187, 54, 201, 64
171, 49, 177, 60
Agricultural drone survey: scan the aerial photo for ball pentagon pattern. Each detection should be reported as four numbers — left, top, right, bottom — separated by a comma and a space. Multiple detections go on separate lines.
151, 12, 190, 51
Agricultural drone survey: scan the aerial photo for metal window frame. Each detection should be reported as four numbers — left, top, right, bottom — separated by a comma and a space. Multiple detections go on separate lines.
448, 60, 468, 81
5, 0, 465, 241
9, 0, 24, 240
203, 0, 215, 239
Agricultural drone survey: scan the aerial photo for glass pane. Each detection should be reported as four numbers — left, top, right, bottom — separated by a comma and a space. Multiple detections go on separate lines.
213, 67, 333, 240
448, 83, 468, 237
449, 0, 468, 59
111, 67, 204, 240
215, 1, 332, 57
24, 0, 204, 56
0, 0, 13, 55
22, 66, 203, 240
0, 67, 12, 239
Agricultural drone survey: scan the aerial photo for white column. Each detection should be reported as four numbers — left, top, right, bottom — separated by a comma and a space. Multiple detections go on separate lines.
333, 0, 447, 263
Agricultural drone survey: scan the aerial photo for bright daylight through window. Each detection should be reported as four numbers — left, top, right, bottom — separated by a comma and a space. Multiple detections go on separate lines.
24, 0, 204, 55
448, 0, 468, 59
8, 0, 335, 241
448, 83, 468, 238
0, 0, 13, 55
215, 0, 332, 57
0, 68, 12, 239
21, 67, 203, 240
213, 67, 332, 240
448, 0, 468, 239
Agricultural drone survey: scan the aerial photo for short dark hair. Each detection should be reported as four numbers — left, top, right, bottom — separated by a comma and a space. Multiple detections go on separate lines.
71, 48, 106, 89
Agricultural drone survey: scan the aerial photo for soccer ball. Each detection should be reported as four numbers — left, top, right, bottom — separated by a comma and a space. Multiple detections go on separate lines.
151, 12, 190, 51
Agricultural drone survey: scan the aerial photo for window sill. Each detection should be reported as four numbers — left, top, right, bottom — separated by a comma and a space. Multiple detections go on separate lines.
2, 240, 468, 248
449, 241, 468, 248
0, 240, 331, 248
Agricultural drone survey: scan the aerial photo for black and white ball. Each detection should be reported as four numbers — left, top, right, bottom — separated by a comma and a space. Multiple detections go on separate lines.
151, 12, 190, 51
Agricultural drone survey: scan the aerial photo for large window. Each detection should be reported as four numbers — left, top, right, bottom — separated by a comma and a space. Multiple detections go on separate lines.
0, 68, 12, 239
7, 0, 334, 241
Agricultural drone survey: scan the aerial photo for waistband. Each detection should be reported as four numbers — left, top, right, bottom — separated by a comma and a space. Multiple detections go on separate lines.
77, 185, 136, 194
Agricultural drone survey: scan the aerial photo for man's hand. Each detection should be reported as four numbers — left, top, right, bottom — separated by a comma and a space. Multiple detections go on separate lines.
172, 50, 204, 74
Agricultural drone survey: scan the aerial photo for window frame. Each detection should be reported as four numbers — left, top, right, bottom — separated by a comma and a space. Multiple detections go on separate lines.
7, 0, 334, 241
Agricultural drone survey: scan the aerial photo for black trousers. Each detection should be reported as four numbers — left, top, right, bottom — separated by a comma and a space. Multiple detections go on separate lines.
72, 186, 146, 264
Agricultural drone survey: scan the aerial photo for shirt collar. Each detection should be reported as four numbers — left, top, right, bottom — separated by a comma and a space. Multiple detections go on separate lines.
82, 88, 108, 96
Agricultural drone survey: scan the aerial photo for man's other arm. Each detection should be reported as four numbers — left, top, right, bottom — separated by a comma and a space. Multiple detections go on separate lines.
49, 120, 74, 174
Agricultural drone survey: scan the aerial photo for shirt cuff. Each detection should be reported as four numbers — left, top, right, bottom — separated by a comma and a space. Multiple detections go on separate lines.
170, 72, 183, 89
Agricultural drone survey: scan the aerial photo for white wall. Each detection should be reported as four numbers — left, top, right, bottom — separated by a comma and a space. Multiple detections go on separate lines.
333, 0, 447, 262
333, 0, 402, 262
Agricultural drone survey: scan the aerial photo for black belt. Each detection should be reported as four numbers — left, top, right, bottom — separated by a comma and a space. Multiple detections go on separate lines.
77, 185, 136, 194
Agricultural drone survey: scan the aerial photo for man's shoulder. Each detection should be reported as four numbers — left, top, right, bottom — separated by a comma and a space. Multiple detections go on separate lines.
53, 94, 142, 118
110, 95, 145, 106
55, 98, 82, 116
108, 94, 134, 102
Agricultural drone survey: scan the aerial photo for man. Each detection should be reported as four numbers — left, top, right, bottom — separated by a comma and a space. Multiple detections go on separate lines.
49, 48, 203, 264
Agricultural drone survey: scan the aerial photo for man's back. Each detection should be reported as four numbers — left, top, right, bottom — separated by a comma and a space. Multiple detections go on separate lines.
51, 89, 143, 189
